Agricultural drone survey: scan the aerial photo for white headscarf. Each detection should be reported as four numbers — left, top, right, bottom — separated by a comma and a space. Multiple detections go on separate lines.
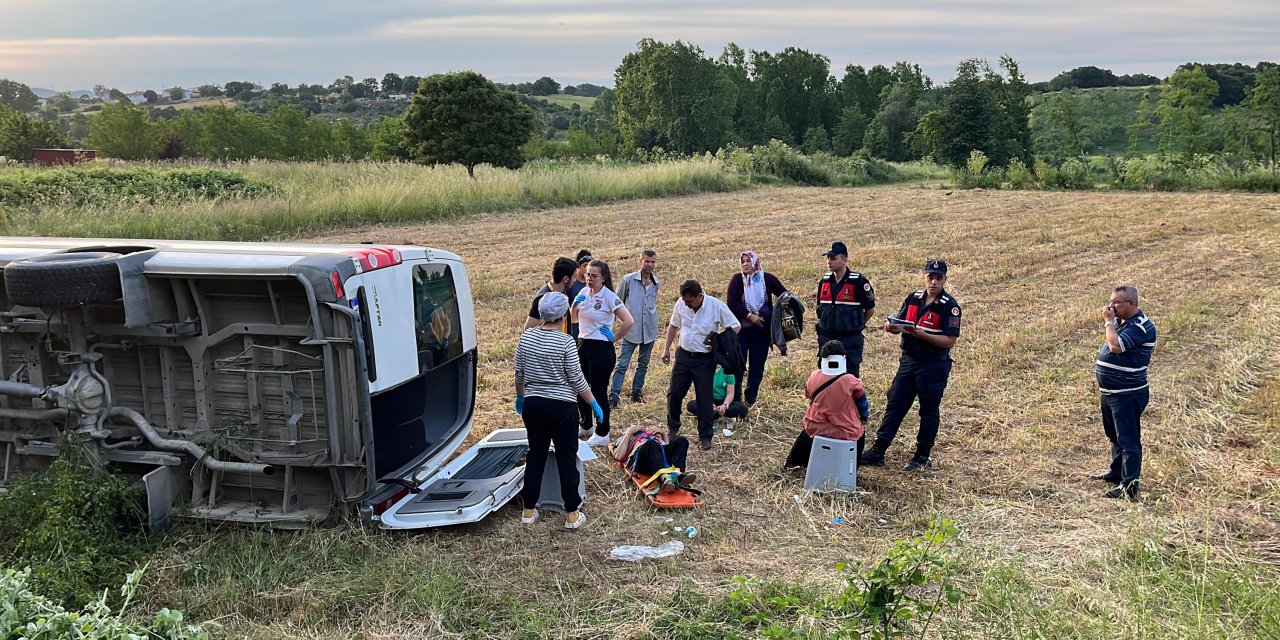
741, 250, 765, 314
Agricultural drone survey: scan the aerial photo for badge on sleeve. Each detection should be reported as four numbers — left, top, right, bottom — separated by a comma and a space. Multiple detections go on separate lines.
950, 307, 960, 315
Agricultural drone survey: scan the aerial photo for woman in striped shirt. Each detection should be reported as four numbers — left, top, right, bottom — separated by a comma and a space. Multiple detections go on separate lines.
515, 292, 603, 529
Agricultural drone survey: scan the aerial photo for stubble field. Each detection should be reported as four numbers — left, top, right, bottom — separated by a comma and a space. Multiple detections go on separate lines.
144, 185, 1280, 639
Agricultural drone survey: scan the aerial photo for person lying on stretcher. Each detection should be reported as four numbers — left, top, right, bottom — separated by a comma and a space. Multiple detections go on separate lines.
611, 424, 700, 494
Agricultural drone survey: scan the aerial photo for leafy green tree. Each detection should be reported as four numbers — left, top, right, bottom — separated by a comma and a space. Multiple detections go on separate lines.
166, 86, 186, 101
1047, 66, 1118, 91
931, 59, 996, 167
762, 115, 794, 145
49, 93, 79, 113
719, 43, 763, 145
0, 79, 39, 113
1248, 65, 1280, 172
0, 105, 67, 160
1127, 94, 1158, 154
831, 106, 866, 156
86, 101, 162, 159
402, 76, 420, 95
381, 73, 403, 94
752, 47, 836, 144
988, 55, 1033, 165
331, 119, 370, 159
612, 39, 735, 153
164, 110, 205, 157
1041, 91, 1086, 157
529, 76, 561, 96
198, 84, 224, 98
1156, 66, 1218, 156
199, 104, 269, 160
143, 90, 159, 104
864, 82, 924, 161
370, 117, 410, 160
268, 105, 314, 159
801, 125, 831, 153
402, 71, 537, 178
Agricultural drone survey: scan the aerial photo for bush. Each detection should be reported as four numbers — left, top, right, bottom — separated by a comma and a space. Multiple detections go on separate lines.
0, 445, 150, 608
719, 141, 905, 187
953, 150, 1001, 189
1058, 157, 1093, 189
0, 166, 275, 208
719, 518, 966, 639
1033, 158, 1061, 188
0, 566, 212, 639
1005, 158, 1034, 189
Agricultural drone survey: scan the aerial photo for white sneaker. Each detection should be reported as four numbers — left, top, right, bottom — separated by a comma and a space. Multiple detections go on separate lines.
520, 508, 539, 524
564, 510, 587, 529
578, 428, 593, 439
584, 434, 611, 448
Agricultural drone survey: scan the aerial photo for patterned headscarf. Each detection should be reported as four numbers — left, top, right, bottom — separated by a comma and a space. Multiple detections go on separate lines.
741, 250, 762, 282
741, 250, 766, 313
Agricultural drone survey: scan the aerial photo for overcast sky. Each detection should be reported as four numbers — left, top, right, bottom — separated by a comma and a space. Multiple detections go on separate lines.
3, 0, 1277, 92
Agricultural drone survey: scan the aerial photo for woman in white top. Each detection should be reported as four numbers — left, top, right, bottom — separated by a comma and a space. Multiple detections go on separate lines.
571, 259, 634, 447
515, 292, 603, 529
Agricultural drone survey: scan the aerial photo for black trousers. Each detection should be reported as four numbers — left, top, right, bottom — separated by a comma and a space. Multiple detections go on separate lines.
666, 348, 716, 438
686, 399, 748, 420
816, 332, 863, 378
873, 357, 952, 457
578, 339, 616, 436
1101, 388, 1148, 486
737, 322, 771, 404
785, 431, 866, 468
631, 436, 690, 475
520, 396, 582, 513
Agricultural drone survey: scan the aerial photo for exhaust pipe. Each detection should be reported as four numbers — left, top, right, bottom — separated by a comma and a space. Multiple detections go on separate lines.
107, 407, 273, 476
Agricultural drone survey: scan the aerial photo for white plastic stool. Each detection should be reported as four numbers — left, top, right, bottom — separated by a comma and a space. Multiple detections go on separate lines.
803, 435, 858, 493
535, 441, 587, 512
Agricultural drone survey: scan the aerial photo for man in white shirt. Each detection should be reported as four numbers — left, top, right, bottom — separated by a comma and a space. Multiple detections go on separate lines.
663, 279, 741, 450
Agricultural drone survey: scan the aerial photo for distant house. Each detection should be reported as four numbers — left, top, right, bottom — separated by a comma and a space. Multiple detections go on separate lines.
126, 91, 148, 105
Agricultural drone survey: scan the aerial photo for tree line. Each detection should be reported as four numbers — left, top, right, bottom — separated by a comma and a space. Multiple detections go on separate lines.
2, 47, 1278, 177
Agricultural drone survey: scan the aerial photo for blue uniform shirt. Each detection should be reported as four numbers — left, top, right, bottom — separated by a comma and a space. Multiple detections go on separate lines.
1095, 310, 1156, 395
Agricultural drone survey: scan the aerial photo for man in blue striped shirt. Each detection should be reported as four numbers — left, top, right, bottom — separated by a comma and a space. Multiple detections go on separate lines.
1093, 285, 1156, 500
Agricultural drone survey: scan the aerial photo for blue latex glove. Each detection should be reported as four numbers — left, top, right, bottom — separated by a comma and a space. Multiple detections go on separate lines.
590, 399, 604, 423
573, 293, 587, 307
599, 326, 615, 341
515, 395, 524, 414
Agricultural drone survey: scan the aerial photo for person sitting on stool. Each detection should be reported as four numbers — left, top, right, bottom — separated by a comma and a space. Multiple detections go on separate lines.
785, 340, 869, 468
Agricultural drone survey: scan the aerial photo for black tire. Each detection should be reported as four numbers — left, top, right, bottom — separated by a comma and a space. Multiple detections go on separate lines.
4, 251, 124, 307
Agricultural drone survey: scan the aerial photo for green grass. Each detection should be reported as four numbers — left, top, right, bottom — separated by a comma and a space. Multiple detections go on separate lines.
0, 159, 745, 241
527, 94, 597, 109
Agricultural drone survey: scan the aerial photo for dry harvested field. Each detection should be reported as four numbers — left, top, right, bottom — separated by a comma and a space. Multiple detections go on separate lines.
153, 186, 1280, 639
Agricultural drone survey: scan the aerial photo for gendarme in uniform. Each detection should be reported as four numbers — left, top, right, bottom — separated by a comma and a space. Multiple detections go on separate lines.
815, 241, 876, 377
862, 259, 961, 470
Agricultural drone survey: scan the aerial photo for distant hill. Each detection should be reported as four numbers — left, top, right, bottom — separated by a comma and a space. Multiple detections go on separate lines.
32, 87, 96, 98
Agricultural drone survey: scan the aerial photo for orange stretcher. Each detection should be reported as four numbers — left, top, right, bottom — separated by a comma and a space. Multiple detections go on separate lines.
626, 465, 705, 509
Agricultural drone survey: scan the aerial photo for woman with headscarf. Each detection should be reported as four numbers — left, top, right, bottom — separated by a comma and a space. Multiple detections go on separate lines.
570, 259, 634, 447
725, 250, 789, 406
515, 292, 603, 529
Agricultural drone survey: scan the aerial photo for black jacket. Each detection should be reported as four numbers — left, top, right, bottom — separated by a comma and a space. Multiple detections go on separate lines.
711, 328, 744, 377
770, 292, 805, 356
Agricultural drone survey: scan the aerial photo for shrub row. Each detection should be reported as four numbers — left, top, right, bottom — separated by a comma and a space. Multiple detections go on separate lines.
954, 151, 1280, 192
0, 166, 275, 208
718, 140, 905, 187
